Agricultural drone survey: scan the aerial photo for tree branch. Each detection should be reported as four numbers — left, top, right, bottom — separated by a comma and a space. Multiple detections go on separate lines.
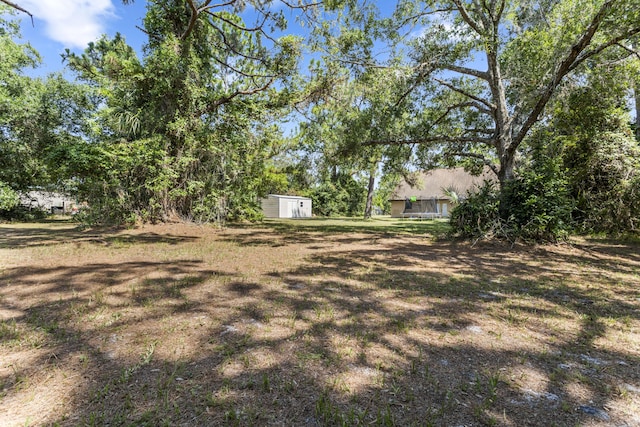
201, 0, 233, 9
428, 102, 493, 131
182, 0, 201, 40
205, 8, 279, 44
205, 9, 269, 34
445, 150, 499, 175
452, 0, 485, 36
209, 78, 275, 110
1, 0, 33, 25
365, 136, 498, 175
279, 0, 323, 11
208, 21, 269, 63
365, 135, 493, 146
569, 26, 640, 71
394, 7, 457, 30
615, 41, 640, 60
393, 64, 436, 107
442, 64, 490, 80
434, 78, 494, 112
210, 54, 276, 79
512, 0, 615, 151
495, 0, 506, 26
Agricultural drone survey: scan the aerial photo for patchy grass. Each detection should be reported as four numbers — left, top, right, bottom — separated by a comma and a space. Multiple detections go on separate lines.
0, 219, 639, 426
261, 216, 451, 235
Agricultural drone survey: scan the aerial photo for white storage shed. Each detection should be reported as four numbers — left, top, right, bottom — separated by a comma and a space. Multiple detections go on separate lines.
261, 195, 312, 218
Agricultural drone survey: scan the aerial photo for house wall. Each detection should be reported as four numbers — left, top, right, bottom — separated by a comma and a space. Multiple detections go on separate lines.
390, 201, 405, 218
390, 199, 452, 218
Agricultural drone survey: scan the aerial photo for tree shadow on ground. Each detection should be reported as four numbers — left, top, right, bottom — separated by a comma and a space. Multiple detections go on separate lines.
1, 225, 639, 426
0, 224, 199, 249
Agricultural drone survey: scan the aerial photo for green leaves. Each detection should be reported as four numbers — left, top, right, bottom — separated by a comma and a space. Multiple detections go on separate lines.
554, 86, 640, 233
0, 182, 18, 211
58, 0, 310, 224
0, 13, 97, 208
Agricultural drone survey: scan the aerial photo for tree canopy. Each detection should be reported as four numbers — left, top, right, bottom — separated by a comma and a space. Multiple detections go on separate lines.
0, 8, 95, 215
58, 0, 312, 224
1, 0, 639, 236
344, 0, 640, 186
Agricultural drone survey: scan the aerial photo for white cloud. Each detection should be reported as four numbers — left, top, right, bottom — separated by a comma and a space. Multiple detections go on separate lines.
408, 12, 477, 44
21, 0, 116, 49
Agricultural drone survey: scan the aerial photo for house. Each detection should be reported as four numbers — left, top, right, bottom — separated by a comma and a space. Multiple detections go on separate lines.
389, 167, 494, 218
261, 194, 312, 218
20, 190, 77, 214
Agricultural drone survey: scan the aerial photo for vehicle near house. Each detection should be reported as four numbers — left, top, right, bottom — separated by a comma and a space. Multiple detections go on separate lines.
389, 168, 494, 218
261, 194, 312, 218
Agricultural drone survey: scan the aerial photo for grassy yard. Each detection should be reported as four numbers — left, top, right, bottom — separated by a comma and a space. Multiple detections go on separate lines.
0, 218, 639, 426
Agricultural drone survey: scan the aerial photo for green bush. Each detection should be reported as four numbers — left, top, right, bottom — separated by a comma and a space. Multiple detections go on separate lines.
0, 184, 48, 222
450, 161, 573, 243
564, 131, 640, 234
0, 206, 49, 222
449, 181, 501, 239
499, 167, 573, 242
307, 173, 366, 217
553, 86, 640, 235
0, 182, 18, 212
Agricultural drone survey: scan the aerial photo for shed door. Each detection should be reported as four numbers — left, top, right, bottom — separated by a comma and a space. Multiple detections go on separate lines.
287, 200, 298, 218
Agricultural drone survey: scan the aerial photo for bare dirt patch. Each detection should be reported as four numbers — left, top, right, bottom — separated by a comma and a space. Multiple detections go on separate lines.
1, 220, 639, 426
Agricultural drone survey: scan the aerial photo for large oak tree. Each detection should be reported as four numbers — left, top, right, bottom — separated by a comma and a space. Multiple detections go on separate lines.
359, 0, 640, 186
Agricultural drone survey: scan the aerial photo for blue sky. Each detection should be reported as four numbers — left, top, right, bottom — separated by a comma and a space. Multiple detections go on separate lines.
13, 0, 328, 76
15, 0, 148, 74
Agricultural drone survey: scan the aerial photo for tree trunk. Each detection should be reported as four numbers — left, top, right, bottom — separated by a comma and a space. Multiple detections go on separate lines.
497, 138, 516, 220
364, 167, 376, 219
485, 37, 516, 191
498, 150, 516, 189
635, 84, 640, 141
635, 42, 640, 142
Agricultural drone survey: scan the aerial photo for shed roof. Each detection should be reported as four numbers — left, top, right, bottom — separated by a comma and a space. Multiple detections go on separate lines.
390, 167, 495, 201
265, 194, 311, 200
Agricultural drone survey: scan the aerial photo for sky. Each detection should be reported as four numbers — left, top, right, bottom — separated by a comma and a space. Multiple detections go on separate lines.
15, 0, 148, 74
13, 0, 322, 76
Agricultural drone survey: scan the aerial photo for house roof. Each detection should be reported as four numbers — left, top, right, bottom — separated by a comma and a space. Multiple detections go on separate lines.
390, 167, 495, 201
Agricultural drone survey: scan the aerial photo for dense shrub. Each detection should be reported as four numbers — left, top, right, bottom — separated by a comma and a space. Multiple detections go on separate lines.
0, 184, 48, 222
499, 167, 573, 242
0, 205, 49, 222
0, 182, 18, 212
564, 131, 640, 234
450, 160, 573, 242
554, 86, 640, 235
307, 173, 366, 217
449, 181, 501, 239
